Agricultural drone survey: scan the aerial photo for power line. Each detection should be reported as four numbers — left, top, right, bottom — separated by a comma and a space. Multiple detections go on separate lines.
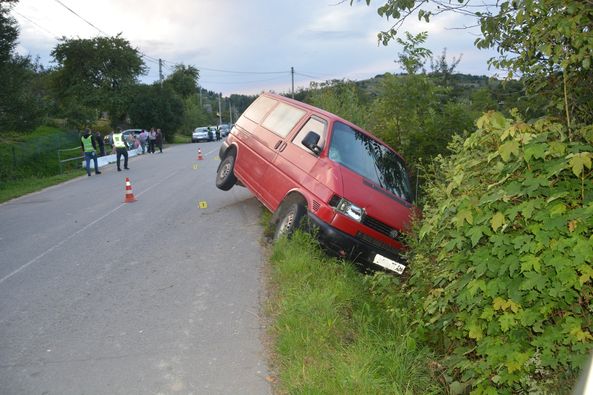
199, 75, 289, 85
51, 1, 160, 65
53, 0, 108, 36
198, 66, 288, 75
18, 3, 330, 91
49, 2, 293, 79
13, 10, 59, 40
294, 71, 323, 80
158, 61, 289, 75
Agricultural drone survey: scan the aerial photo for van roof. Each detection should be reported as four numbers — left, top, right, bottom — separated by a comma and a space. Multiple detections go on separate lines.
260, 92, 405, 161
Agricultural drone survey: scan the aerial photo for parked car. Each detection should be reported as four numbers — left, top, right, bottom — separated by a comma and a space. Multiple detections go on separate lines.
215, 93, 415, 275
122, 129, 142, 140
122, 129, 142, 150
192, 127, 211, 142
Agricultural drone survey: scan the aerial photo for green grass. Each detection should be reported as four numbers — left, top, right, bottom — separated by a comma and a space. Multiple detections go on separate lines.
0, 170, 85, 203
267, 232, 443, 394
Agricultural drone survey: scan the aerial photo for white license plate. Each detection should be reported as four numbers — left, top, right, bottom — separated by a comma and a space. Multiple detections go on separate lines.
373, 254, 406, 274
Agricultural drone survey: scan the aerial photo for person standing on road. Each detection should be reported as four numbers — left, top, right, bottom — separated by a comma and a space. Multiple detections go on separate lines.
95, 131, 106, 157
108, 130, 115, 154
148, 127, 157, 154
113, 127, 130, 171
156, 128, 163, 153
80, 128, 101, 177
139, 129, 148, 154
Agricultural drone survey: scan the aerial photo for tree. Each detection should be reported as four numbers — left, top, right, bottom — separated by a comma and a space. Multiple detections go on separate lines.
0, 0, 48, 131
164, 64, 200, 98
358, 0, 593, 127
429, 48, 461, 88
51, 35, 145, 127
305, 80, 371, 129
128, 83, 183, 141
395, 31, 432, 74
0, 0, 18, 63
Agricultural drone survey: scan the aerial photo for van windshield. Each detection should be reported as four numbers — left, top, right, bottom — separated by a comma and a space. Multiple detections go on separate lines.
328, 122, 413, 203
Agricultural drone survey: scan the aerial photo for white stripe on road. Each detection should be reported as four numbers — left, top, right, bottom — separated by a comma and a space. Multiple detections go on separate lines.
0, 170, 180, 285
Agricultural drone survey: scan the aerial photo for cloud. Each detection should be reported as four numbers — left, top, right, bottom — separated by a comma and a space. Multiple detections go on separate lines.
12, 0, 499, 95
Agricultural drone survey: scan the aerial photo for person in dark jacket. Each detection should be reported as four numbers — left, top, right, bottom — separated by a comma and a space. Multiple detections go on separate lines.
156, 128, 163, 153
95, 131, 106, 157
80, 128, 101, 176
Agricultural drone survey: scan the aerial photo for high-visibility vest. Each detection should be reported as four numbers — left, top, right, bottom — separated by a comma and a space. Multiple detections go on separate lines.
81, 135, 95, 152
113, 133, 126, 148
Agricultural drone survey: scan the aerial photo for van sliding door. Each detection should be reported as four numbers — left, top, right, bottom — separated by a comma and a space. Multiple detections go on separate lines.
253, 103, 306, 210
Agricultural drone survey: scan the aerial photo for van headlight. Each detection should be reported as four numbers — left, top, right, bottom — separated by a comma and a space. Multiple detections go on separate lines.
332, 197, 364, 222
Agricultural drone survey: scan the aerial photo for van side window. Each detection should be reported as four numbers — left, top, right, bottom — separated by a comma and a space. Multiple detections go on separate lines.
243, 96, 277, 123
261, 103, 306, 137
292, 117, 327, 153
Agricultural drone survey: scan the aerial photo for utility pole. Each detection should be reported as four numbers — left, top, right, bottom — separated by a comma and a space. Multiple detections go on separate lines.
218, 93, 222, 125
198, 86, 202, 107
159, 58, 164, 86
291, 66, 294, 99
229, 101, 233, 124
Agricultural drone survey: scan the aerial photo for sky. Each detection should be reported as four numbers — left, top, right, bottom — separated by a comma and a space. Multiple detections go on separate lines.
11, 0, 500, 97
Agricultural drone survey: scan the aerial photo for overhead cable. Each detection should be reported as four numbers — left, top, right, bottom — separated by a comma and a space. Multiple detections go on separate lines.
53, 0, 107, 36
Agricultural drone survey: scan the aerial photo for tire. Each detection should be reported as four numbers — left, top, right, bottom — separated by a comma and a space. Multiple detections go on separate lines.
273, 200, 307, 241
216, 154, 237, 191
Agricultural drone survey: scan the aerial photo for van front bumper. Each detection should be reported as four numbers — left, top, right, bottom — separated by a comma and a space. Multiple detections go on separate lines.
307, 212, 408, 274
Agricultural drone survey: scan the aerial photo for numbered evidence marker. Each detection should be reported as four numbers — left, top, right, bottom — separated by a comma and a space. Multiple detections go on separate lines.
198, 201, 208, 209
193, 164, 199, 170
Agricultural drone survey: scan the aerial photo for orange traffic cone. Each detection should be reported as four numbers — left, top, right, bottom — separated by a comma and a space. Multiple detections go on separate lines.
124, 177, 137, 203
197, 147, 203, 161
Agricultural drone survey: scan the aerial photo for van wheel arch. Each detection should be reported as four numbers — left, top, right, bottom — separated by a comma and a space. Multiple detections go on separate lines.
272, 193, 309, 241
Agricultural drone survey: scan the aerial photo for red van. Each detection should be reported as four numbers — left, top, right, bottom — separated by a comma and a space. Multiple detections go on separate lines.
215, 93, 415, 274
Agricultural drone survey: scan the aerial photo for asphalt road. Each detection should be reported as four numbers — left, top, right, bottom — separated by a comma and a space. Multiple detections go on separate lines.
0, 142, 272, 394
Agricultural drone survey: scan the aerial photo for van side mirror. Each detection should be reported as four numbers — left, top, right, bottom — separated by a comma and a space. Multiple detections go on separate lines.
302, 131, 321, 155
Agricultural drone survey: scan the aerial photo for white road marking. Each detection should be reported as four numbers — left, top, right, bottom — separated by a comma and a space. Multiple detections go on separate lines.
0, 170, 180, 285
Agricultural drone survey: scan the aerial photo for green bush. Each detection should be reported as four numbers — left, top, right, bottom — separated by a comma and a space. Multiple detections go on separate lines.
0, 126, 81, 181
405, 112, 593, 393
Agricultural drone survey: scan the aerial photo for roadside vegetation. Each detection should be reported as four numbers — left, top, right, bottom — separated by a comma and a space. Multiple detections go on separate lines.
0, 126, 85, 203
267, 232, 443, 394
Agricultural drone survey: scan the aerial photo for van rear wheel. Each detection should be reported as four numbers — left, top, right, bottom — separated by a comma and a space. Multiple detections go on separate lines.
274, 200, 307, 241
216, 154, 237, 191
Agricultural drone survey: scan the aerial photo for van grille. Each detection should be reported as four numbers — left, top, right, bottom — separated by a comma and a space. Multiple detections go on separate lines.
356, 232, 401, 257
361, 215, 403, 241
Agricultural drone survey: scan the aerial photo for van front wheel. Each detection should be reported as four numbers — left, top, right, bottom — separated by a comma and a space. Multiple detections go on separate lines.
216, 154, 237, 191
274, 201, 307, 241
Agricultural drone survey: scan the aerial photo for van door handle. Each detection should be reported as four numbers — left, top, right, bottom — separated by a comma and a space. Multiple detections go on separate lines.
274, 140, 282, 150
278, 142, 287, 152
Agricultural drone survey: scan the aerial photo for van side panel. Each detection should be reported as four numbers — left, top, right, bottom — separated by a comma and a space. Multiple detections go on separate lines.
233, 118, 269, 195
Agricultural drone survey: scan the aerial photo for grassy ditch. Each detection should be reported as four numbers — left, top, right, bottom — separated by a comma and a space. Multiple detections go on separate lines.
266, 232, 443, 394
0, 126, 88, 203
0, 170, 85, 204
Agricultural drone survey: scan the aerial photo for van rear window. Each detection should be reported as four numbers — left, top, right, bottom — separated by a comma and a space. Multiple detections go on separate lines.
262, 103, 306, 138
243, 96, 277, 123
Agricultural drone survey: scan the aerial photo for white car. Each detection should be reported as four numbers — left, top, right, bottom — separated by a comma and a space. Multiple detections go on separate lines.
192, 127, 212, 142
